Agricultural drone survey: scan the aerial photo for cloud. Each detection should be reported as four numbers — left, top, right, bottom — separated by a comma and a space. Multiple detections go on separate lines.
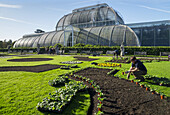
0, 16, 41, 26
138, 5, 170, 13
0, 3, 22, 8
71, 0, 99, 5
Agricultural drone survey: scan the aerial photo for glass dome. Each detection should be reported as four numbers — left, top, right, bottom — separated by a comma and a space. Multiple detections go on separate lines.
13, 3, 140, 48
56, 3, 124, 31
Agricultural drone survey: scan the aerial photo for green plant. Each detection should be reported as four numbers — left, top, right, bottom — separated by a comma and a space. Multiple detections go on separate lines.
98, 97, 105, 102
160, 92, 165, 96
48, 75, 69, 86
86, 78, 90, 82
37, 81, 87, 112
96, 110, 104, 115
60, 66, 70, 69
97, 103, 103, 109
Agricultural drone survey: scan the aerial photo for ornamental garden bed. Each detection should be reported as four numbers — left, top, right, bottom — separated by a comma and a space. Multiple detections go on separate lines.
74, 68, 170, 115
7, 58, 53, 62
0, 64, 62, 73
106, 58, 130, 63
74, 56, 98, 61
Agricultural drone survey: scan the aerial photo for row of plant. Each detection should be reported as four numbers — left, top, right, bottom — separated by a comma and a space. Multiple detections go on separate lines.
36, 81, 87, 113
138, 82, 165, 99
144, 75, 170, 86
109, 69, 168, 100
97, 63, 121, 67
68, 71, 105, 115
60, 65, 79, 70
48, 75, 69, 87
60, 61, 83, 64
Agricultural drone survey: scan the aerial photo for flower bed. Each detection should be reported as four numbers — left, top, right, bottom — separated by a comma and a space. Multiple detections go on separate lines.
108, 69, 168, 100
36, 81, 87, 113
60, 65, 79, 70
97, 63, 121, 67
60, 61, 83, 64
69, 71, 105, 115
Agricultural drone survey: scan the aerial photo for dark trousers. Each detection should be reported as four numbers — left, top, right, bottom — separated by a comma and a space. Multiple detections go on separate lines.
132, 70, 147, 81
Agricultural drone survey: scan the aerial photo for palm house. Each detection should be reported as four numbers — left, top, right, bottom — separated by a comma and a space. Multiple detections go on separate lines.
13, 3, 140, 48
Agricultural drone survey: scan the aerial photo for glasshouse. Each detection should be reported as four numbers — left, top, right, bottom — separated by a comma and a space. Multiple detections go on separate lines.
13, 3, 170, 48
127, 20, 170, 46
13, 3, 140, 48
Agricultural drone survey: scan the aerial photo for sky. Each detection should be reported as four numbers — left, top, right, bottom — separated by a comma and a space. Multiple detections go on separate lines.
0, 0, 170, 41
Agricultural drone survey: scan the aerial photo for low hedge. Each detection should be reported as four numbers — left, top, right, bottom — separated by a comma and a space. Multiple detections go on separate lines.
62, 46, 170, 55
1, 46, 170, 55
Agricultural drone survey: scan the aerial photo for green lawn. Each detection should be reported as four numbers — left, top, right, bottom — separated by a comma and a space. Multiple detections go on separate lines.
0, 55, 170, 115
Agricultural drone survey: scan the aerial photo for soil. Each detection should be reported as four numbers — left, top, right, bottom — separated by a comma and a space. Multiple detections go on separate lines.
74, 56, 98, 61
7, 58, 53, 62
74, 68, 170, 115
106, 59, 130, 63
0, 64, 62, 73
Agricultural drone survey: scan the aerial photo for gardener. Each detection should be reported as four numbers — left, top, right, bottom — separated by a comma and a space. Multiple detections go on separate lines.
113, 49, 119, 59
127, 56, 147, 82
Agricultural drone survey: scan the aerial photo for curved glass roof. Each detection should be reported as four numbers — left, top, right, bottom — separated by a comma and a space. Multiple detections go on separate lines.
13, 3, 140, 48
56, 3, 124, 31
13, 25, 139, 48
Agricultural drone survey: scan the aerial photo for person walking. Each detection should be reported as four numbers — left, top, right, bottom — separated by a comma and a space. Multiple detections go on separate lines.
127, 56, 147, 82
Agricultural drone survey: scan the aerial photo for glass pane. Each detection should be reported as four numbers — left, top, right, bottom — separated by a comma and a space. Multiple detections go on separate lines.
38, 33, 50, 47
111, 25, 126, 46
79, 10, 89, 23
71, 12, 81, 24
98, 7, 108, 21
76, 28, 90, 44
64, 14, 72, 26
141, 28, 154, 46
58, 33, 64, 45
155, 28, 169, 46
24, 37, 33, 47
107, 8, 115, 21
125, 27, 140, 46
99, 26, 113, 46
32, 36, 42, 48
51, 31, 63, 46
18, 38, 27, 47
56, 16, 65, 31
44, 31, 56, 46
87, 27, 102, 45
14, 38, 22, 48
27, 36, 39, 47
87, 9, 96, 23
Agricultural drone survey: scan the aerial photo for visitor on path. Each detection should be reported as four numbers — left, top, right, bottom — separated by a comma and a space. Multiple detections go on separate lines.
113, 49, 119, 59
120, 44, 124, 57
127, 56, 147, 82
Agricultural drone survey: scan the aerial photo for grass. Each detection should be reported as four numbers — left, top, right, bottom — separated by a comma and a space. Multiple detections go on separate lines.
0, 54, 170, 115
0, 55, 101, 115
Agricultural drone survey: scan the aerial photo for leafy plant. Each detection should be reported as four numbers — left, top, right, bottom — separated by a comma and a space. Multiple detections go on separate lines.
37, 81, 87, 112
160, 92, 164, 96
48, 76, 69, 87
98, 97, 105, 102
96, 110, 104, 115
97, 103, 103, 109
